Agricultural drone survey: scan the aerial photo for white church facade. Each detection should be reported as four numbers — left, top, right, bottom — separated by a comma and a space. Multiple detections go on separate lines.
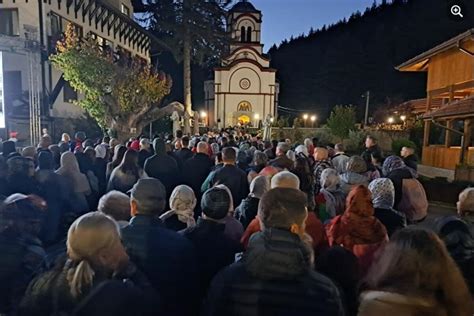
204, 0, 279, 128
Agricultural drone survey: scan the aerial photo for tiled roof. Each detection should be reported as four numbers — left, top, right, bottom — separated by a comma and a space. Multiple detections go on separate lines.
422, 96, 474, 119
398, 98, 443, 113
230, 0, 260, 13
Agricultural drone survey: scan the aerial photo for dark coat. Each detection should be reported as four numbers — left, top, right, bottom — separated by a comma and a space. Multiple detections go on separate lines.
18, 262, 158, 316
374, 208, 406, 237
202, 229, 345, 316
403, 154, 418, 171
180, 219, 241, 301
138, 149, 153, 168
269, 155, 294, 170
361, 144, 382, 169
182, 153, 213, 199
386, 168, 414, 209
209, 165, 249, 209
121, 215, 198, 316
173, 148, 194, 170
0, 232, 45, 314
144, 154, 179, 199
235, 196, 260, 229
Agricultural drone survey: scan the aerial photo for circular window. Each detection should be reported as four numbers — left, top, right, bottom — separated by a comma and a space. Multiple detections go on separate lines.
239, 78, 251, 90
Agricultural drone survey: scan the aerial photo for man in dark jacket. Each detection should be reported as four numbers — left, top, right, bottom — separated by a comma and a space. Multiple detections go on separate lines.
361, 135, 382, 169
121, 178, 198, 316
182, 142, 213, 215
173, 136, 194, 169
137, 138, 153, 168
202, 188, 345, 316
400, 146, 418, 171
181, 187, 241, 301
269, 142, 294, 170
208, 147, 249, 209
144, 139, 179, 201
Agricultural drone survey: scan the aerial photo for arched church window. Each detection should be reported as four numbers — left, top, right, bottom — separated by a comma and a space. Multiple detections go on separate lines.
246, 26, 252, 42
237, 101, 252, 112
240, 26, 246, 42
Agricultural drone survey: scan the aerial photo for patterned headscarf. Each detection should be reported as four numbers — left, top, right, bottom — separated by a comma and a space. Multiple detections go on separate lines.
249, 175, 269, 199
382, 155, 406, 176
320, 168, 345, 218
160, 185, 197, 225
346, 156, 367, 174
320, 168, 340, 192
368, 178, 395, 209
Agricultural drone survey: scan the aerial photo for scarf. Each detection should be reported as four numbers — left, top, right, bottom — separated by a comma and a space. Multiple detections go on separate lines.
327, 185, 387, 249
160, 185, 196, 225
383, 155, 417, 178
56, 152, 90, 193
368, 178, 395, 209
320, 168, 345, 217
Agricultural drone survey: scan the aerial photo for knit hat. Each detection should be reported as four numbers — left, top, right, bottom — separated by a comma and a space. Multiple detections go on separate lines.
201, 187, 231, 220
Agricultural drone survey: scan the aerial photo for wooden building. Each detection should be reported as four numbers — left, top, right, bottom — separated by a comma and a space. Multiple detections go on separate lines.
397, 29, 474, 172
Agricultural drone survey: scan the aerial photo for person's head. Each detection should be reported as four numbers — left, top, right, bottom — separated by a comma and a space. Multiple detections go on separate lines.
457, 188, 474, 216
21, 146, 36, 160
400, 146, 415, 158
197, 141, 208, 154
37, 151, 54, 171
365, 227, 471, 315
2, 140, 16, 157
250, 175, 269, 199
312, 137, 319, 147
222, 147, 237, 164
275, 142, 290, 156
313, 147, 329, 161
130, 178, 166, 216
119, 149, 139, 175
181, 136, 190, 149
286, 150, 296, 162
210, 143, 220, 155
220, 136, 228, 146
59, 151, 81, 173
112, 145, 127, 165
295, 145, 309, 156
304, 138, 313, 149
382, 155, 406, 176
153, 138, 166, 155
201, 186, 231, 221
8, 156, 35, 178
39, 135, 52, 149
346, 155, 367, 174
320, 168, 340, 192
97, 191, 131, 222
371, 151, 384, 167
66, 212, 129, 297
258, 188, 307, 238
365, 135, 376, 148
61, 133, 71, 143
176, 130, 183, 139
368, 178, 395, 210
334, 143, 345, 153
0, 194, 46, 236
139, 138, 151, 151
49, 144, 60, 159
84, 146, 96, 162
253, 151, 267, 166
169, 185, 197, 214
102, 136, 111, 145
109, 138, 119, 149
345, 185, 373, 217
271, 171, 300, 189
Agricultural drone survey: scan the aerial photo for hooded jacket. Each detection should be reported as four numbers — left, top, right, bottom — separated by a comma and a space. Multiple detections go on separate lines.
339, 172, 369, 195
202, 228, 344, 316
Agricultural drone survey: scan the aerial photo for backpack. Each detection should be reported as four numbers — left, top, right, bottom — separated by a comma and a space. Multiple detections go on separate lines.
398, 178, 428, 221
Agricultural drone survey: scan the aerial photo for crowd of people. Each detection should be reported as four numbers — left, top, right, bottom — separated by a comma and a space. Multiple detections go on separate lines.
0, 129, 473, 316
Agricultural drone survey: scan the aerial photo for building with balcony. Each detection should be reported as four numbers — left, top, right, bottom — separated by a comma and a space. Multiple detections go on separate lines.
0, 0, 155, 142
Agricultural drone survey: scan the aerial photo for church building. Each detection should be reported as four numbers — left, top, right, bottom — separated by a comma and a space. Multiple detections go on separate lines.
204, 0, 279, 128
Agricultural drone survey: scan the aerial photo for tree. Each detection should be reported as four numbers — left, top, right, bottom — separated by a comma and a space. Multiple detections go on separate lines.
326, 105, 356, 141
138, 0, 231, 133
50, 24, 181, 141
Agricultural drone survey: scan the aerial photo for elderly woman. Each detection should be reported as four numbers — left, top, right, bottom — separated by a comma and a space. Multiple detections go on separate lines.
326, 185, 388, 275
313, 147, 333, 195
19, 212, 158, 315
339, 155, 369, 195
160, 185, 197, 231
368, 178, 406, 236
315, 168, 346, 222
97, 190, 131, 228
235, 176, 269, 229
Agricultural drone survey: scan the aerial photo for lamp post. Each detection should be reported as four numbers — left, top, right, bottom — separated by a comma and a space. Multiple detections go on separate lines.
310, 115, 316, 128
303, 114, 308, 127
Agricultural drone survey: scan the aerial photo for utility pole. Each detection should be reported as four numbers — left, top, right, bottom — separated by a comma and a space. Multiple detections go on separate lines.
364, 90, 370, 128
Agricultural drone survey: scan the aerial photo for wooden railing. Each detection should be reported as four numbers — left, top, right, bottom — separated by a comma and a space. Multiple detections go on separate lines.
422, 146, 474, 169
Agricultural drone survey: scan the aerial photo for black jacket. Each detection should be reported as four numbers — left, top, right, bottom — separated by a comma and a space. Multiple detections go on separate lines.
144, 154, 179, 200
182, 153, 213, 199
386, 168, 415, 208
202, 229, 345, 316
361, 144, 382, 169
173, 148, 194, 170
121, 215, 198, 316
374, 208, 406, 237
235, 196, 260, 229
209, 165, 249, 209
403, 154, 418, 171
138, 149, 153, 168
181, 219, 241, 301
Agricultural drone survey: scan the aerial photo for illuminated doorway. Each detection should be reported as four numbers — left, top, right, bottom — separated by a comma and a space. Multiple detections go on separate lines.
238, 115, 250, 125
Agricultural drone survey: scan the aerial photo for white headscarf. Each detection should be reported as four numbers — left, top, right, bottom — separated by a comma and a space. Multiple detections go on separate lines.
95, 144, 107, 159
249, 175, 269, 199
56, 152, 90, 193
160, 185, 197, 225
295, 145, 309, 156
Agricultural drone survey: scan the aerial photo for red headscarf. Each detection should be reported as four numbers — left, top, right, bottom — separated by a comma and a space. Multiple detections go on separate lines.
326, 185, 387, 249
130, 140, 140, 151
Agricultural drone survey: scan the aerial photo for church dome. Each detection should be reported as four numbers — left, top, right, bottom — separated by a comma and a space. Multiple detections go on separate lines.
230, 0, 260, 13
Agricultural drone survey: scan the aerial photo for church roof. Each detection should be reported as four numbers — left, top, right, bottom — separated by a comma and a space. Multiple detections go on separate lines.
230, 0, 261, 14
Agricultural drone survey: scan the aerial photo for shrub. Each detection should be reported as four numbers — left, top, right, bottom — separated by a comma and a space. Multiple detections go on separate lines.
326, 105, 356, 141
346, 129, 367, 153
392, 138, 416, 156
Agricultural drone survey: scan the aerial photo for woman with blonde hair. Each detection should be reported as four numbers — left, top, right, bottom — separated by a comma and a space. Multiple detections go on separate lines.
19, 212, 157, 315
359, 227, 472, 316
160, 185, 197, 231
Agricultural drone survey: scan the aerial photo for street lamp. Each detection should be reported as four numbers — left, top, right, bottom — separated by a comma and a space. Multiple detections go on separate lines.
254, 113, 260, 128
387, 117, 394, 124
400, 115, 406, 122
310, 115, 316, 128
303, 114, 308, 127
